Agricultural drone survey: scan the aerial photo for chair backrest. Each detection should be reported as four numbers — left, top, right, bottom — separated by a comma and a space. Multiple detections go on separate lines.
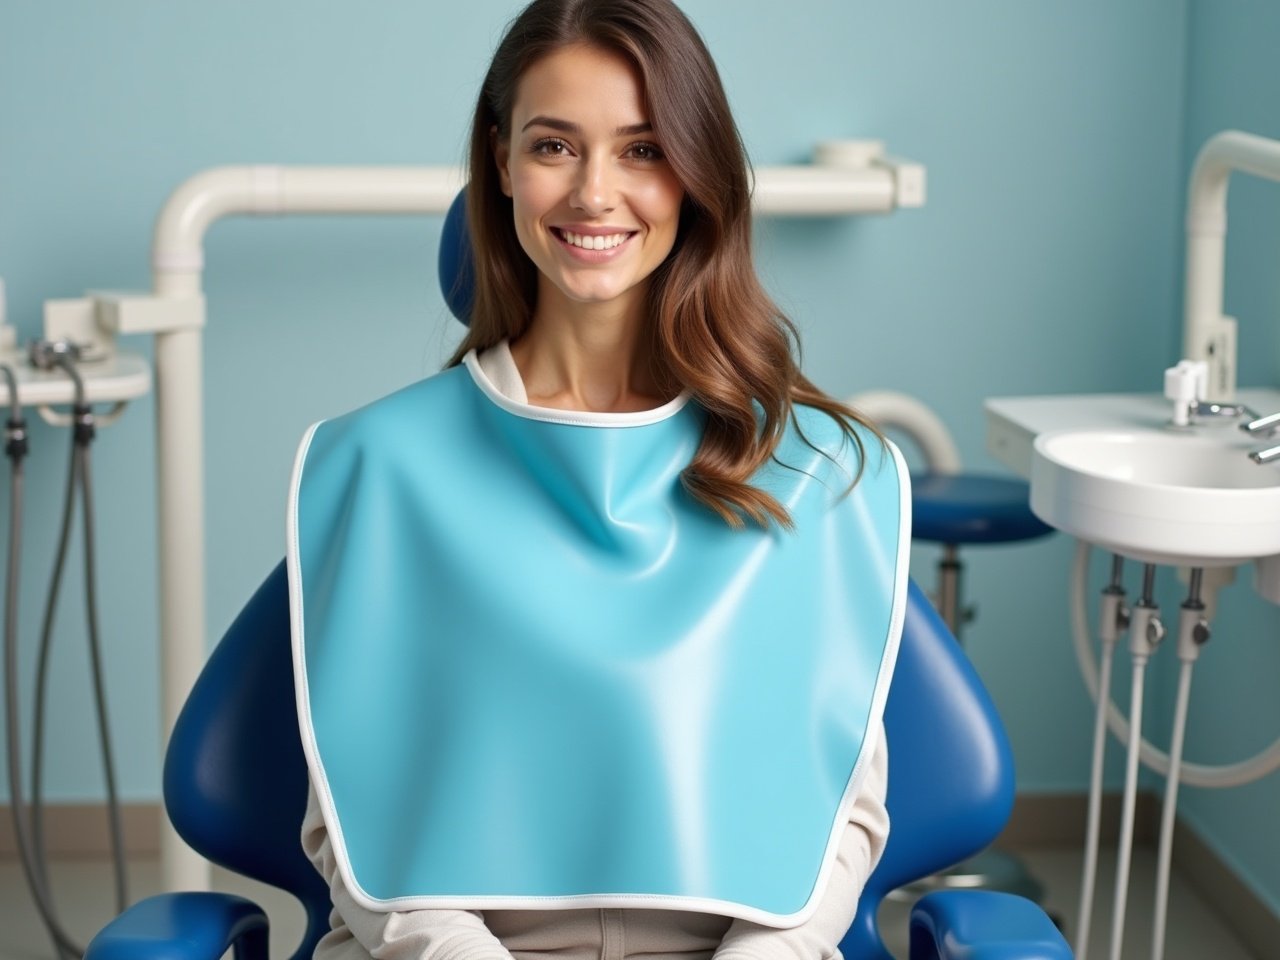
838, 578, 1014, 959
165, 563, 1012, 960
164, 561, 330, 960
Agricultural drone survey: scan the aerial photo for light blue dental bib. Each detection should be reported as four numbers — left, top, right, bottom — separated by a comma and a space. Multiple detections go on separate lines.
288, 352, 909, 927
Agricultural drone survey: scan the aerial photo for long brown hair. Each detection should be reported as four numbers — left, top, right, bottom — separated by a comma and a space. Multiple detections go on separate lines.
450, 0, 880, 528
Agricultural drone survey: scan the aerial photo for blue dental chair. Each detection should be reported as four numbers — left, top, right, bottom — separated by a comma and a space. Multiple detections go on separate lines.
86, 193, 1069, 960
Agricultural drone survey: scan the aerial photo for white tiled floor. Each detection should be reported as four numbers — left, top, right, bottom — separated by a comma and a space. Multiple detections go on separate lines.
0, 844, 1263, 960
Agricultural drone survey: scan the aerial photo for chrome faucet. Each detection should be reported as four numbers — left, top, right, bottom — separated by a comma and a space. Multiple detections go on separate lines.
1163, 360, 1280, 464
1243, 411, 1280, 464
1191, 400, 1261, 423
1241, 410, 1280, 436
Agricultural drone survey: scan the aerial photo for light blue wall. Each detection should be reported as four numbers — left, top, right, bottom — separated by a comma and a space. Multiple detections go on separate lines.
5, 0, 1243, 892
1166, 0, 1280, 920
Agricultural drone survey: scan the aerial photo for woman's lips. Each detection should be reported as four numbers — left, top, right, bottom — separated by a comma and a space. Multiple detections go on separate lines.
551, 227, 637, 261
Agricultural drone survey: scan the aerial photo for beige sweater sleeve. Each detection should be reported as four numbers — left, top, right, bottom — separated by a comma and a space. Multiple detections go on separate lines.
301, 786, 516, 960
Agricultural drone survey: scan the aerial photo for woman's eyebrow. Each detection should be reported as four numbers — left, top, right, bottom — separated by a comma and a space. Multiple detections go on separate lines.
521, 115, 653, 136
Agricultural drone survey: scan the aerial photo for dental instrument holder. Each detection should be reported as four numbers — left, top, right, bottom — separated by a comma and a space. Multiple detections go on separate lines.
3, 336, 132, 958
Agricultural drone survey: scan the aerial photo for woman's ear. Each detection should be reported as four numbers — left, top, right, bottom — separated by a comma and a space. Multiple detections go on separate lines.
491, 127, 513, 198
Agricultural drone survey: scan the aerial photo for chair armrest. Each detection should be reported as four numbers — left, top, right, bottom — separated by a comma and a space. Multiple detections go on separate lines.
86, 892, 269, 960
909, 890, 1072, 959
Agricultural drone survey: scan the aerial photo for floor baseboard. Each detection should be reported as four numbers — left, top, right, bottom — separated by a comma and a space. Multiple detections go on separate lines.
0, 803, 160, 858
1001, 790, 1161, 847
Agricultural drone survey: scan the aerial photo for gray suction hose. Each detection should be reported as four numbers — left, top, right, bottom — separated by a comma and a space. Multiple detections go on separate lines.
3, 348, 131, 958
2, 361, 82, 959
31, 356, 128, 917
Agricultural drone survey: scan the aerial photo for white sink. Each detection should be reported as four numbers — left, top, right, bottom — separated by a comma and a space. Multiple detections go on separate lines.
1030, 428, 1280, 567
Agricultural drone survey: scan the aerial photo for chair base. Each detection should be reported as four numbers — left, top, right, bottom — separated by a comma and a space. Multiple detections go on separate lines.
891, 849, 1045, 904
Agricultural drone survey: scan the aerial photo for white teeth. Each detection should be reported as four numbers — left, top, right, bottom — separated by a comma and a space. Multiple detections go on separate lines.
559, 230, 628, 250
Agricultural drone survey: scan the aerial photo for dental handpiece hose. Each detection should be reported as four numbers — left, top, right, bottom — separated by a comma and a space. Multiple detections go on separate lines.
2, 364, 82, 959
1151, 571, 1210, 960
29, 353, 129, 917
1076, 554, 1128, 960
1109, 564, 1163, 960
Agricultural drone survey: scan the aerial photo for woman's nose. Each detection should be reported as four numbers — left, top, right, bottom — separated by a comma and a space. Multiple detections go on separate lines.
570, 156, 616, 216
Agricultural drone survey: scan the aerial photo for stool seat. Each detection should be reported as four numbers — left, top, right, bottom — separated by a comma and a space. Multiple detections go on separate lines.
911, 473, 1053, 545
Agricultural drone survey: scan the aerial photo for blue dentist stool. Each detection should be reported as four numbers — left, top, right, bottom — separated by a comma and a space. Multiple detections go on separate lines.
849, 391, 1054, 904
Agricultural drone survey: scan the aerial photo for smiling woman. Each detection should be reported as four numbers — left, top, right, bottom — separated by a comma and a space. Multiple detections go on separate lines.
450, 0, 880, 526
289, 4, 909, 960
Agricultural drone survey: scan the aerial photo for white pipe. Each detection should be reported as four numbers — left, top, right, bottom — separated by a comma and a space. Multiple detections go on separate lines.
1075, 635, 1115, 960
1108, 651, 1149, 960
1152, 658, 1195, 960
151, 159, 916, 272
1183, 130, 1280, 401
1075, 590, 1122, 960
845, 390, 963, 473
1070, 542, 1280, 786
152, 167, 466, 272
749, 166, 895, 215
151, 268, 208, 892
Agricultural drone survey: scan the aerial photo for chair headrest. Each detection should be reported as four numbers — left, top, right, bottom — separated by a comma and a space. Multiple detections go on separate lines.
437, 189, 475, 325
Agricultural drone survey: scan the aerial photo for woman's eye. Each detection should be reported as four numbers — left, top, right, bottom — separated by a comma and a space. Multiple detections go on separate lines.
627, 142, 664, 162
532, 138, 570, 157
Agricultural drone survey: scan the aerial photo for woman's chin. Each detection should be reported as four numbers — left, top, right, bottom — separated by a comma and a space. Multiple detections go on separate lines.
546, 279, 641, 312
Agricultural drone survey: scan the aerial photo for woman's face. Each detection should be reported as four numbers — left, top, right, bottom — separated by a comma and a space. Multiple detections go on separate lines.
494, 43, 685, 322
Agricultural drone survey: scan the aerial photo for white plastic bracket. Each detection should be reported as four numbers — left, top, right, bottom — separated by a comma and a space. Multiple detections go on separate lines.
43, 298, 117, 360
874, 155, 927, 208
1205, 316, 1238, 401
93, 291, 206, 334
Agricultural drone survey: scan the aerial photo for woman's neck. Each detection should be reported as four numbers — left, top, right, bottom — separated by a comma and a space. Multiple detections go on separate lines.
510, 296, 668, 413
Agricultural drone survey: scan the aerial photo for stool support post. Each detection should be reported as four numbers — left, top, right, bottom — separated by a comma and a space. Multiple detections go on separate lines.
938, 544, 964, 642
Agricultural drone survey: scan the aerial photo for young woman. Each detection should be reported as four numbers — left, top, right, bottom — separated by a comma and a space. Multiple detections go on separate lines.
289, 2, 909, 959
